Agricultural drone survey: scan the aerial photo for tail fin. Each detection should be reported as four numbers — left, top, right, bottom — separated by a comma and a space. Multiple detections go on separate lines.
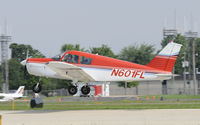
146, 42, 182, 72
15, 86, 25, 95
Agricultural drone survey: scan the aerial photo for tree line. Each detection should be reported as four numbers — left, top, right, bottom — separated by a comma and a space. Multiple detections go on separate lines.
0, 34, 200, 90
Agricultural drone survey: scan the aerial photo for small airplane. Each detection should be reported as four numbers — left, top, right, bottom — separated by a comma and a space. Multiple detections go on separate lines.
21, 42, 182, 95
0, 86, 25, 101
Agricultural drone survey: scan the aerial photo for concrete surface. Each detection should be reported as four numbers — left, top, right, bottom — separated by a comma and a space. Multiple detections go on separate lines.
1, 109, 200, 125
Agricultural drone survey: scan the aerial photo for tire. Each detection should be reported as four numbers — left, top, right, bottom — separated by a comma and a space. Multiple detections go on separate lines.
32, 84, 42, 93
68, 86, 78, 95
81, 86, 90, 95
30, 99, 36, 108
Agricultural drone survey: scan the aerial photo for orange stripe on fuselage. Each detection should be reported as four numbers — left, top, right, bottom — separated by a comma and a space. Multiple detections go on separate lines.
27, 58, 55, 63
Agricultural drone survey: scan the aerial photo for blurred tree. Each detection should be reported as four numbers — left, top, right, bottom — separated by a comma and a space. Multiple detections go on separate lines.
161, 35, 174, 47
118, 81, 139, 88
9, 43, 44, 62
195, 38, 200, 70
90, 44, 115, 58
61, 44, 85, 53
8, 59, 24, 89
118, 44, 155, 65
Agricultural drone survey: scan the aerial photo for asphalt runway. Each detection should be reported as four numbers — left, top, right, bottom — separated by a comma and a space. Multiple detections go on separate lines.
1, 109, 200, 125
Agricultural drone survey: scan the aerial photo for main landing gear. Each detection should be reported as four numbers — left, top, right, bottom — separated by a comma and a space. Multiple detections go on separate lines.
68, 85, 78, 95
32, 78, 42, 93
81, 85, 90, 95
32, 78, 91, 96
67, 84, 91, 95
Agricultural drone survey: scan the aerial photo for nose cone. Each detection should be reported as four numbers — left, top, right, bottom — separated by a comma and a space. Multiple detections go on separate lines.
20, 60, 27, 66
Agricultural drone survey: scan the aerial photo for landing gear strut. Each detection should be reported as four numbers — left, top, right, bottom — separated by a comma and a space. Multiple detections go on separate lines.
68, 85, 78, 95
32, 78, 42, 93
81, 85, 90, 95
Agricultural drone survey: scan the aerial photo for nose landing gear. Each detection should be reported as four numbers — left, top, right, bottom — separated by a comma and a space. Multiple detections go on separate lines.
32, 78, 42, 93
31, 78, 43, 108
32, 83, 42, 93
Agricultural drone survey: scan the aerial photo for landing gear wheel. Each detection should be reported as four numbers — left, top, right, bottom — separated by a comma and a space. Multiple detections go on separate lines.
68, 86, 78, 95
32, 83, 42, 93
81, 86, 90, 95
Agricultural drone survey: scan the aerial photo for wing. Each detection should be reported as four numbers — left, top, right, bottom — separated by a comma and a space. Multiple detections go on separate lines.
0, 97, 10, 102
0, 99, 8, 102
46, 61, 94, 82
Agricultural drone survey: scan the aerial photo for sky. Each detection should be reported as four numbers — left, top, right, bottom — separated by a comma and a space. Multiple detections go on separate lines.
0, 0, 200, 57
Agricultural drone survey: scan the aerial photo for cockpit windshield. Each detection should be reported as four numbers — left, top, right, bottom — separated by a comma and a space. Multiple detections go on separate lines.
51, 52, 65, 61
62, 54, 79, 63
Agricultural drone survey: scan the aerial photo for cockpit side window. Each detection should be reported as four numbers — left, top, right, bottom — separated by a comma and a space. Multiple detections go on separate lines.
80, 56, 92, 65
51, 56, 61, 61
62, 54, 79, 63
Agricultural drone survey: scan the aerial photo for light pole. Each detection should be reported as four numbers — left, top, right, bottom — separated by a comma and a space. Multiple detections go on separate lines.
182, 52, 188, 94
184, 31, 198, 95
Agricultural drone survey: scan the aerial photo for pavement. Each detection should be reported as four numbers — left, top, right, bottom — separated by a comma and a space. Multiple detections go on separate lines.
1, 109, 200, 125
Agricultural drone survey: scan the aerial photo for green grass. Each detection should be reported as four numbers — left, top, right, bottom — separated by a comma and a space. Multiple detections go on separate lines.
0, 95, 200, 110
1, 101, 200, 110
139, 95, 200, 100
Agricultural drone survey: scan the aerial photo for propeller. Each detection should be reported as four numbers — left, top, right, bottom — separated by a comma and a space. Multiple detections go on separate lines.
21, 49, 29, 79
20, 49, 29, 66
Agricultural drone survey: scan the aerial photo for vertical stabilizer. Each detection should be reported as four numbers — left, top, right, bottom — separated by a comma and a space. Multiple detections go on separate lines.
15, 86, 25, 95
146, 42, 182, 72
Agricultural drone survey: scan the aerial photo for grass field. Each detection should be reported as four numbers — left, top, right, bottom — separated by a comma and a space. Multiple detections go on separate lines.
0, 95, 200, 110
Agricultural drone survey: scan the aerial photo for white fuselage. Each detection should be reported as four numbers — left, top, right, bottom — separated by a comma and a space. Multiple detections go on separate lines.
26, 63, 172, 82
0, 93, 23, 101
